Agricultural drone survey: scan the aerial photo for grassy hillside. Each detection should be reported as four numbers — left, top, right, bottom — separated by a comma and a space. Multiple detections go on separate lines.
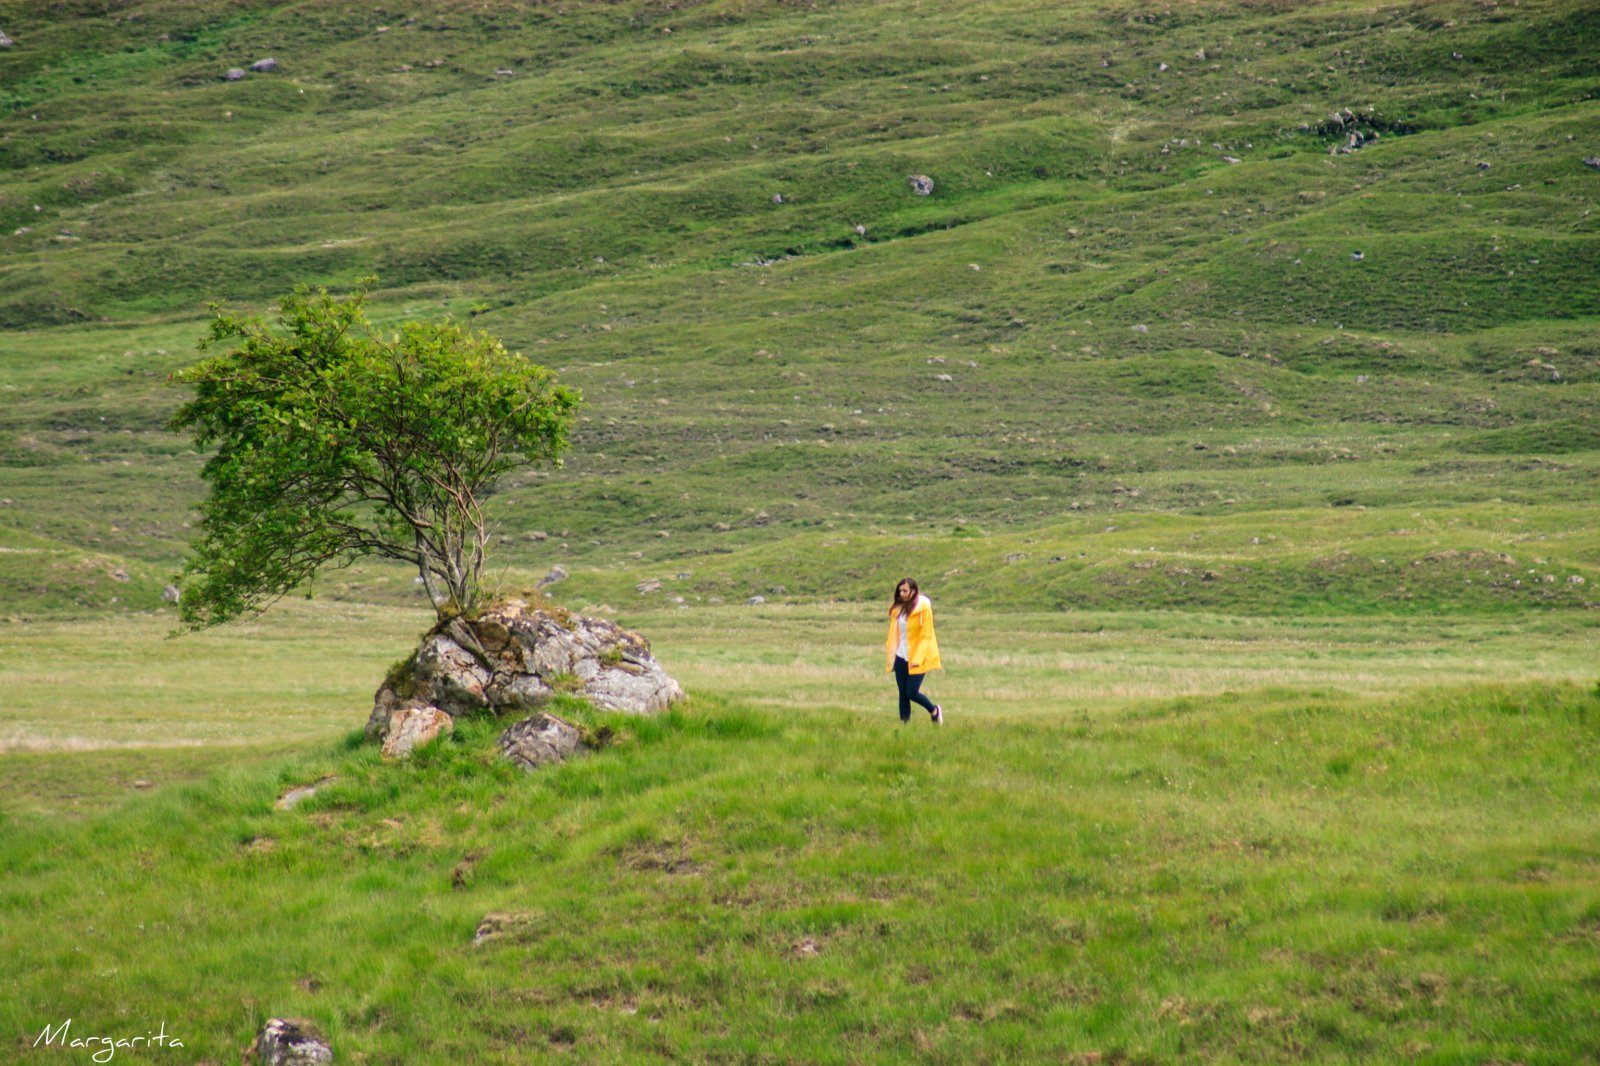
1, 0, 1597, 617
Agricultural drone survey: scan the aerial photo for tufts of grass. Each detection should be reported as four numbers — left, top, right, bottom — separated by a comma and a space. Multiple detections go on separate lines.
1, 678, 1597, 1062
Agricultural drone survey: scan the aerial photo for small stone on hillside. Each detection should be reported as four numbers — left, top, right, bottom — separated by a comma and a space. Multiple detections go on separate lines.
935, 373, 954, 382
110, 567, 129, 582
908, 174, 935, 196
1584, 158, 1600, 171
772, 193, 784, 204
854, 224, 867, 236
536, 565, 568, 588
636, 578, 662, 594
526, 530, 548, 541
1004, 552, 1026, 563
223, 67, 246, 81
381, 705, 453, 759
0, 28, 14, 47
1132, 323, 1149, 333
473, 910, 536, 945
498, 712, 585, 772
161, 584, 181, 603
1350, 251, 1364, 260
252, 1018, 332, 1066
250, 57, 278, 72
713, 522, 732, 532
275, 777, 336, 811
747, 595, 765, 606
494, 68, 515, 76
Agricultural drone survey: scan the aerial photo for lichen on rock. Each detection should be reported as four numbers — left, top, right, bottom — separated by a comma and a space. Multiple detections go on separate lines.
366, 598, 684, 750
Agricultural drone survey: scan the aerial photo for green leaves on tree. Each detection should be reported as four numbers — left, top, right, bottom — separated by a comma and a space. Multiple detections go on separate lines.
170, 283, 579, 628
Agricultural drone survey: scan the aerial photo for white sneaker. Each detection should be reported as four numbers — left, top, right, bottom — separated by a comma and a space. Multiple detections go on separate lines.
931, 705, 942, 725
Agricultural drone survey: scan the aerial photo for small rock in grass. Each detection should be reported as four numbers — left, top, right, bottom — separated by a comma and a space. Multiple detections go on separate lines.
935, 373, 954, 382
498, 712, 584, 772
536, 565, 568, 588
223, 67, 246, 81
1583, 157, 1600, 171
381, 705, 453, 759
473, 910, 536, 945
275, 777, 336, 811
250, 57, 278, 72
161, 584, 181, 603
636, 578, 662, 594
252, 1018, 331, 1066
747, 595, 765, 606
908, 174, 935, 196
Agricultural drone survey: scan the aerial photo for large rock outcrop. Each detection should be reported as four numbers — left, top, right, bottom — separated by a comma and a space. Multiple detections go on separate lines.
365, 599, 684, 747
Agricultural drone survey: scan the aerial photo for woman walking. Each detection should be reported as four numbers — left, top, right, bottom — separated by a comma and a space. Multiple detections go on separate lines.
885, 577, 943, 725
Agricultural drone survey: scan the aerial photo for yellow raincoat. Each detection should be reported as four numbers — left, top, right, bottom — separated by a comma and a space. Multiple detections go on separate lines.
885, 595, 942, 675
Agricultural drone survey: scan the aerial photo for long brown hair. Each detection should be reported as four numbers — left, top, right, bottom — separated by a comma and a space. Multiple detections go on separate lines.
890, 577, 919, 618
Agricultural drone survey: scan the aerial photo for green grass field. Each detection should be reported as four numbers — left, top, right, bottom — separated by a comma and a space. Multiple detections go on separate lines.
2, 608, 1599, 1062
3, 0, 1599, 1060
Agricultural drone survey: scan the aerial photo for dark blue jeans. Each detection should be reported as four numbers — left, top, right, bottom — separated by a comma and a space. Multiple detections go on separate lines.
893, 656, 937, 722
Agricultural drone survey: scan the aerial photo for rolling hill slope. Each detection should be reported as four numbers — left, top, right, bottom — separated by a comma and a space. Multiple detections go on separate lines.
0, 0, 1596, 616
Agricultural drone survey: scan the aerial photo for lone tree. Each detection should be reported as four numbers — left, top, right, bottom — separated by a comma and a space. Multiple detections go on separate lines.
171, 283, 579, 628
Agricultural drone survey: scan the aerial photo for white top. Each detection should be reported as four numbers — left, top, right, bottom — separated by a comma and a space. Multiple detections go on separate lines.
896, 612, 909, 659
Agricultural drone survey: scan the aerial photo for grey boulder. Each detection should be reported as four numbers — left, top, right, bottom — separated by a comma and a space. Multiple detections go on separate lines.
367, 599, 684, 745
